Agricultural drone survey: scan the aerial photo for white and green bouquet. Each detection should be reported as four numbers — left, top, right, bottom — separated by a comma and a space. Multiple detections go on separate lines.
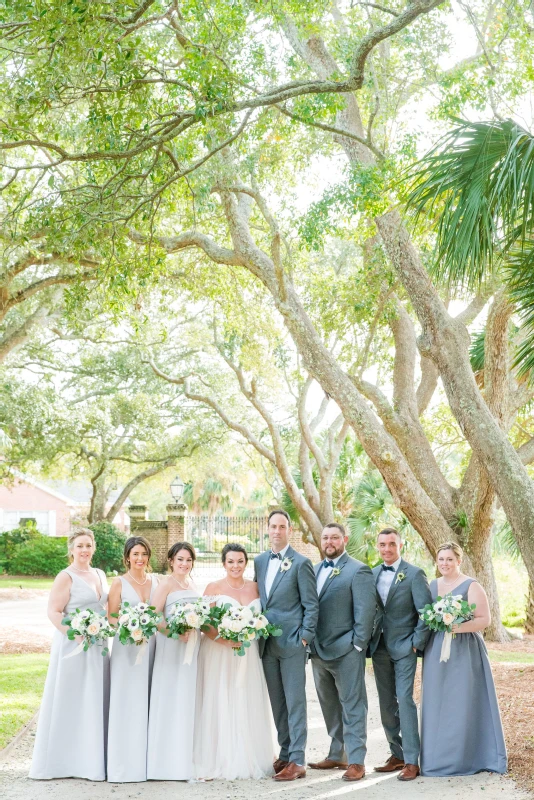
62, 607, 115, 658
419, 593, 476, 662
211, 603, 282, 657
166, 597, 213, 664
112, 601, 161, 664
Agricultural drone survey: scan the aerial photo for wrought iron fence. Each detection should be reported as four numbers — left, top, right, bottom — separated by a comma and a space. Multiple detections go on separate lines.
185, 514, 268, 582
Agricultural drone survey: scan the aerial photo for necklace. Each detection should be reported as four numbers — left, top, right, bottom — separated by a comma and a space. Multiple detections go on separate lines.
128, 570, 148, 586
70, 564, 92, 574
441, 574, 462, 586
171, 574, 190, 590
225, 577, 246, 591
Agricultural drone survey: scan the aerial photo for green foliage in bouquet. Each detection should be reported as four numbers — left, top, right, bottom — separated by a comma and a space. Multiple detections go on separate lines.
112, 600, 161, 646
210, 603, 282, 657
419, 594, 476, 634
62, 607, 115, 656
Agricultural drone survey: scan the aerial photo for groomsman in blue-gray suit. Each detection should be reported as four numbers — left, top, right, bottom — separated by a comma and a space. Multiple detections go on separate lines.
254, 509, 319, 782
308, 523, 376, 782
369, 527, 432, 781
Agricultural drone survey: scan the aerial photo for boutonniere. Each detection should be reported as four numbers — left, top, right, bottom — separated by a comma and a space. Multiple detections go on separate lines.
395, 571, 406, 584
280, 557, 293, 572
330, 567, 341, 579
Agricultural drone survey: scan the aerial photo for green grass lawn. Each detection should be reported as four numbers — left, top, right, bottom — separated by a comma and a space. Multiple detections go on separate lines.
0, 575, 54, 590
488, 649, 534, 664
0, 653, 49, 749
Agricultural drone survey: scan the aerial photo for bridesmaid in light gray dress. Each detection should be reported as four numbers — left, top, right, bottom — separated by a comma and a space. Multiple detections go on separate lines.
107, 536, 158, 783
420, 542, 507, 777
147, 542, 200, 780
30, 529, 110, 781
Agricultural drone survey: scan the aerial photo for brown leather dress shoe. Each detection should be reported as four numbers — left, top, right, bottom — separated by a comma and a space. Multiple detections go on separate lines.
273, 759, 289, 775
342, 764, 365, 781
309, 758, 348, 770
397, 764, 420, 781
273, 762, 306, 781
374, 755, 405, 772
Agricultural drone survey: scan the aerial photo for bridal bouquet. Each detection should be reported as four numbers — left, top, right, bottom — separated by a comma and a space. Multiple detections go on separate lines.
112, 601, 161, 664
62, 607, 115, 658
166, 597, 213, 664
211, 603, 282, 657
419, 593, 476, 662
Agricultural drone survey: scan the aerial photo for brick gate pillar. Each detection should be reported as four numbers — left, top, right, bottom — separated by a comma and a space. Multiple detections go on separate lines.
166, 503, 188, 548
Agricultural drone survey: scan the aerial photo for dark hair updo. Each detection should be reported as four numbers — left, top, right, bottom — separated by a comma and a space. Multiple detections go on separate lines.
221, 543, 248, 564
167, 541, 196, 571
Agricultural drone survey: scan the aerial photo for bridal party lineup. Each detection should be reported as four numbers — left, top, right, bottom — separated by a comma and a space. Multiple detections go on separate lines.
29, 510, 507, 784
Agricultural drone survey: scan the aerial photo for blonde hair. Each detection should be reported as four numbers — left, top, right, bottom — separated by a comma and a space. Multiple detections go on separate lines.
68, 528, 95, 562
437, 541, 463, 561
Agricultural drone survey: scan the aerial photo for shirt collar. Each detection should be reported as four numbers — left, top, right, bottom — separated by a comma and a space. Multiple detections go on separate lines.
382, 556, 402, 572
324, 551, 344, 567
271, 544, 290, 559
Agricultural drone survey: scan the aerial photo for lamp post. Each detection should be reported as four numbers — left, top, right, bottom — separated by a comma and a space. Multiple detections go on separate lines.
170, 475, 185, 503
168, 476, 188, 545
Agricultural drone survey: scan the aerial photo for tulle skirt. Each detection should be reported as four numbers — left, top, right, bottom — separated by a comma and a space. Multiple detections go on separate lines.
193, 635, 276, 779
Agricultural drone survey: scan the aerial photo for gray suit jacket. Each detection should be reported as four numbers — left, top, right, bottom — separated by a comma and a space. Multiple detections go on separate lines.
254, 545, 319, 658
311, 552, 376, 660
369, 559, 432, 660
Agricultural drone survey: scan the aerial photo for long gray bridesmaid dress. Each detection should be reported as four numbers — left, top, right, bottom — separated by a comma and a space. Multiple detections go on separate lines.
107, 575, 158, 782
29, 568, 110, 781
146, 587, 200, 780
420, 578, 507, 777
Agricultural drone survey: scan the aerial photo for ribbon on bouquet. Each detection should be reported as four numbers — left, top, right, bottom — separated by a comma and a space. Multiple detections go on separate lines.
135, 638, 148, 666
439, 630, 453, 663
183, 629, 198, 665
63, 639, 85, 659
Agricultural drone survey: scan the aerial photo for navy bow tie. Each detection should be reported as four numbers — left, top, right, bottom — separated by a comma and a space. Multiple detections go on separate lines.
323, 559, 335, 569
381, 564, 395, 572
270, 552, 282, 560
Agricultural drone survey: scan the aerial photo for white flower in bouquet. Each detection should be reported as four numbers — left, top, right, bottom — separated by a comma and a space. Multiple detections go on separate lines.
80, 610, 90, 619
254, 615, 269, 630
132, 628, 144, 642
62, 607, 114, 657
418, 592, 476, 663
128, 618, 139, 630
139, 614, 151, 625
228, 618, 246, 633
137, 603, 148, 612
185, 611, 200, 627
86, 621, 101, 636
442, 612, 454, 625
113, 600, 161, 653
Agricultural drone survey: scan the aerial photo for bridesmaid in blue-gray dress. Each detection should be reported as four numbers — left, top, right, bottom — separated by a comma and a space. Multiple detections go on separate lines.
420, 542, 507, 777
30, 528, 110, 781
147, 541, 200, 780
107, 536, 158, 782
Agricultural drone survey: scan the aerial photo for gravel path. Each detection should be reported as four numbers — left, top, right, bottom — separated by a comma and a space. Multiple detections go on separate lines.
0, 667, 528, 800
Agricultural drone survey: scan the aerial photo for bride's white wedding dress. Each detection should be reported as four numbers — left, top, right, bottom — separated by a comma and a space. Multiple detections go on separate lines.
193, 596, 276, 779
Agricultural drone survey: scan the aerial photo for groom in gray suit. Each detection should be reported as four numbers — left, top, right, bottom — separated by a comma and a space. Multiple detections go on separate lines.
309, 523, 376, 782
369, 528, 432, 781
254, 509, 319, 782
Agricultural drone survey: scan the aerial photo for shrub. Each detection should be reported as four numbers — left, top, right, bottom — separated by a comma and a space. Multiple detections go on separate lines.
0, 521, 42, 573
89, 521, 127, 574
9, 536, 68, 576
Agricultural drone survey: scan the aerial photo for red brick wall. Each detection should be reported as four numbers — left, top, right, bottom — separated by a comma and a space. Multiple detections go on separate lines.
289, 529, 320, 563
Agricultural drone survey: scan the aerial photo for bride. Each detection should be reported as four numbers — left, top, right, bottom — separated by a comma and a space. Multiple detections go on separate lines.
194, 543, 276, 779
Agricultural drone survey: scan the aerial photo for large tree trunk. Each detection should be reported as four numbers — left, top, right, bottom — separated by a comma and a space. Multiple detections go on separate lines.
376, 211, 534, 590
89, 470, 108, 523
526, 579, 534, 635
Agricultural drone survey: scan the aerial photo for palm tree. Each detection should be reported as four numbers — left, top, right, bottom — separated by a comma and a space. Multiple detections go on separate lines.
495, 521, 534, 635
406, 118, 534, 374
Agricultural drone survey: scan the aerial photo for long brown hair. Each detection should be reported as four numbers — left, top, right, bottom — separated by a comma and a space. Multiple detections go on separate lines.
123, 536, 153, 571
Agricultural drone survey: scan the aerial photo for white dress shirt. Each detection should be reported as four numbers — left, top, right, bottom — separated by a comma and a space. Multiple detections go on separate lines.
376, 556, 402, 605
265, 544, 290, 597
316, 552, 343, 594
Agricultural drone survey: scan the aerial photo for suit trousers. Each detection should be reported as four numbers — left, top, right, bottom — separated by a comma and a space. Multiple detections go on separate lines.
311, 647, 367, 765
372, 635, 420, 765
262, 642, 307, 765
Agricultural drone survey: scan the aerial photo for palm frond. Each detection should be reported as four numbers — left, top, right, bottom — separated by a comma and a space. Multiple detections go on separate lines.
505, 239, 534, 377
406, 119, 534, 288
469, 328, 486, 374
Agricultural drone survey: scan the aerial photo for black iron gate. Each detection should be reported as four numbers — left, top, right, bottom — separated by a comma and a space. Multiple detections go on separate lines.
185, 514, 268, 580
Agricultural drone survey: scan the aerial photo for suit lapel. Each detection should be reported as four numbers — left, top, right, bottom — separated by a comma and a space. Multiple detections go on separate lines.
267, 545, 294, 605
385, 559, 407, 606
319, 552, 348, 600
374, 565, 385, 608
256, 553, 269, 607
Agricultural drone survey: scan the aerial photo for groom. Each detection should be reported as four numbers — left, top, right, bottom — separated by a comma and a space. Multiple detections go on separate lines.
369, 527, 432, 781
254, 509, 319, 782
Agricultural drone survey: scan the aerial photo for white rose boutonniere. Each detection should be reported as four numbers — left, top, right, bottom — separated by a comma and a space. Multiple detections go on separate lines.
330, 567, 341, 579
395, 571, 406, 585
280, 557, 293, 572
